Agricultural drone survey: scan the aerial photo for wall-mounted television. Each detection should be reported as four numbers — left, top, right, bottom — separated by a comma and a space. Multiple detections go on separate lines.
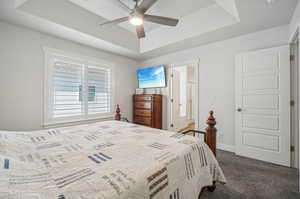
137, 65, 166, 88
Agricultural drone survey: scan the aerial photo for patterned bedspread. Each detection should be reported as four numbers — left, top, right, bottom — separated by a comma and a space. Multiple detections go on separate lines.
0, 121, 225, 199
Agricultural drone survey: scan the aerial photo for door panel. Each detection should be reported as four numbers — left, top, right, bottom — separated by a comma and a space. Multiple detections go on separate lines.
243, 52, 278, 73
235, 46, 290, 167
243, 75, 278, 90
243, 132, 279, 152
243, 115, 279, 130
243, 94, 279, 109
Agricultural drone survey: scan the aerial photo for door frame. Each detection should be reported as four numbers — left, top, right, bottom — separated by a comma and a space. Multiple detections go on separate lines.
290, 30, 299, 169
290, 27, 300, 191
168, 59, 200, 131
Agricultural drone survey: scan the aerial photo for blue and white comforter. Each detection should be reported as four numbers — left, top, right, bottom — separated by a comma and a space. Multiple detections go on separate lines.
0, 121, 225, 199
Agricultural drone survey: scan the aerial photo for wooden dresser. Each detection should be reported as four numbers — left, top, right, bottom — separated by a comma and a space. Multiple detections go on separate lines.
133, 94, 162, 129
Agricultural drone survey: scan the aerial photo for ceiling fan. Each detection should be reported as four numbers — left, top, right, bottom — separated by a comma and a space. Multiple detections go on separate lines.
100, 0, 179, 39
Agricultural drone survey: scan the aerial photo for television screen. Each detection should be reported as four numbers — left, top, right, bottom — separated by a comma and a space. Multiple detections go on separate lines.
137, 65, 166, 88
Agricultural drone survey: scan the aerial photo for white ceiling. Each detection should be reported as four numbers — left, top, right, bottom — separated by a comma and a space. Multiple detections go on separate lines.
69, 0, 215, 33
0, 0, 298, 60
141, 0, 298, 59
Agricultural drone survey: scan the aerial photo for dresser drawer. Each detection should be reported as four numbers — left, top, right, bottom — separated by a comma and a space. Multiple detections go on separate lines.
135, 102, 152, 109
135, 109, 152, 117
134, 95, 153, 101
134, 116, 151, 126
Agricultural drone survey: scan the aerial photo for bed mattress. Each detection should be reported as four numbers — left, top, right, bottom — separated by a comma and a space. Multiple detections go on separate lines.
0, 121, 225, 199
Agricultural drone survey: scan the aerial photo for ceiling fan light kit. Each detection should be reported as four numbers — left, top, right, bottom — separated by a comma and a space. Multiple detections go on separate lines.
130, 13, 144, 26
100, 0, 179, 39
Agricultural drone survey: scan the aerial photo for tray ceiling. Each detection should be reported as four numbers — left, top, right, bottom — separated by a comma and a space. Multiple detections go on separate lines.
0, 0, 297, 60
69, 0, 215, 33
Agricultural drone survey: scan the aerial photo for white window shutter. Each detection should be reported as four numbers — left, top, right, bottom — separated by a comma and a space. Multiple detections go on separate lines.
87, 65, 111, 114
44, 48, 114, 125
52, 60, 84, 118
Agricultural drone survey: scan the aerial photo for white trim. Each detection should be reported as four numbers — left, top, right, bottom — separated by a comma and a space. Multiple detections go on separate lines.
43, 47, 114, 67
43, 46, 115, 127
290, 31, 299, 169
43, 114, 115, 127
170, 59, 200, 68
217, 143, 236, 153
289, 26, 300, 191
43, 116, 114, 129
43, 115, 114, 129
290, 27, 299, 44
167, 66, 173, 130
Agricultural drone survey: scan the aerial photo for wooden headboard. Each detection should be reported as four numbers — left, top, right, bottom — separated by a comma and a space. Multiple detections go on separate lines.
204, 111, 217, 156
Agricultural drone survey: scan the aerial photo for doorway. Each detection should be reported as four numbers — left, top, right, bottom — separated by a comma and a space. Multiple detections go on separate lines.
169, 61, 199, 133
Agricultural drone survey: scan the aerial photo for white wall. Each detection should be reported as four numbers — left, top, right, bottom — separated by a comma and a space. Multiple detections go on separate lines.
0, 21, 138, 131
140, 25, 289, 150
0, 19, 291, 152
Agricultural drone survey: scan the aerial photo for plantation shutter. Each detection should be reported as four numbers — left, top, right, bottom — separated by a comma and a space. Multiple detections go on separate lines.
52, 59, 84, 118
87, 65, 111, 114
47, 53, 113, 124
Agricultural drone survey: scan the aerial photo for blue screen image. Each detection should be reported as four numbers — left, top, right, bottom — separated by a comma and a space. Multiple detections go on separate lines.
137, 65, 166, 88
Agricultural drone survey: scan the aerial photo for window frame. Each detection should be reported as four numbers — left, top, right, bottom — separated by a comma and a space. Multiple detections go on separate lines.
43, 47, 115, 127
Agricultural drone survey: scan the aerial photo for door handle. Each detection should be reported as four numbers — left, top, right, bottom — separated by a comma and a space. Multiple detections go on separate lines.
237, 108, 242, 112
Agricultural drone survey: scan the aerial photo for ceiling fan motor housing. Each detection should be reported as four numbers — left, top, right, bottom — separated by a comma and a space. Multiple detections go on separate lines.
101, 0, 179, 39
130, 12, 143, 19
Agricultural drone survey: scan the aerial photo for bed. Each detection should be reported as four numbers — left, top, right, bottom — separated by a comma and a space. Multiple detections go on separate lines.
0, 113, 225, 199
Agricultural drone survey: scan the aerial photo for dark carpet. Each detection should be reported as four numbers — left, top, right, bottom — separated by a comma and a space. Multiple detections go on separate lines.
201, 150, 300, 199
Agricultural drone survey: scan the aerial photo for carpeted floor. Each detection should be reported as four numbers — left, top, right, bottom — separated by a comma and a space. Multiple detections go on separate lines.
201, 150, 300, 199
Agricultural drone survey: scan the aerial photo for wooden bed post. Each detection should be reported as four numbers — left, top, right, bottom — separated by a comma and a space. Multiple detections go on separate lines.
205, 111, 217, 157
115, 104, 121, 121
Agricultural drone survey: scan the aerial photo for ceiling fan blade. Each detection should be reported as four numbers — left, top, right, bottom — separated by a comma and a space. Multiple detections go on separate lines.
136, 25, 146, 39
144, 15, 179, 26
100, 17, 129, 26
114, 0, 132, 12
137, 0, 158, 14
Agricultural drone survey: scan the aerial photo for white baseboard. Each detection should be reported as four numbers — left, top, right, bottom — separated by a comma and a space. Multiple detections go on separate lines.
217, 143, 235, 153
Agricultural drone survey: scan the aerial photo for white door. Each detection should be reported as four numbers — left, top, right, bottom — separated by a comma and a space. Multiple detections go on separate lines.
169, 62, 199, 132
235, 46, 290, 167
172, 70, 184, 131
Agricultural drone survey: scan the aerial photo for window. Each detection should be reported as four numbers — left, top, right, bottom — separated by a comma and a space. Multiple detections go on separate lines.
44, 48, 113, 125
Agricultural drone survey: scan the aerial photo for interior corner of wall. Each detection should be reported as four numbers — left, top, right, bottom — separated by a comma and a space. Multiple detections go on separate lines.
14, 0, 29, 8
214, 0, 240, 22
289, 23, 300, 43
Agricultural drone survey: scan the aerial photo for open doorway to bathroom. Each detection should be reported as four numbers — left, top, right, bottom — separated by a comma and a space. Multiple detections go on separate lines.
169, 61, 199, 133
